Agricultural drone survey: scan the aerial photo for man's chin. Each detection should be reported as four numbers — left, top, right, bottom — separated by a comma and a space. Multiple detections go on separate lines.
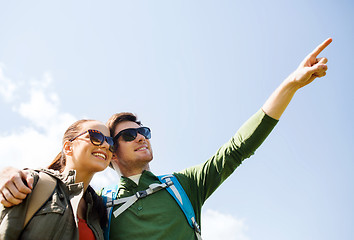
142, 155, 153, 163
140, 151, 153, 162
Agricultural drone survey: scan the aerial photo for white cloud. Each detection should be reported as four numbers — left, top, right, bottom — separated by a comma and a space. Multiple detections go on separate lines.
0, 64, 18, 102
202, 209, 250, 240
11, 71, 67, 131
29, 71, 53, 88
0, 66, 117, 189
14, 89, 60, 129
0, 126, 60, 169
0, 67, 76, 170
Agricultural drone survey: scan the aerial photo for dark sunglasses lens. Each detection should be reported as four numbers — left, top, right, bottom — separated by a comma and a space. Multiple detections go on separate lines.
106, 137, 114, 147
89, 131, 104, 146
121, 129, 137, 142
107, 137, 115, 152
139, 127, 151, 139
90, 131, 115, 152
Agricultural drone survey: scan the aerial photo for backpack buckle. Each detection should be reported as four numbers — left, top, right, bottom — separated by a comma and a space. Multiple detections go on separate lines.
136, 190, 148, 199
193, 221, 201, 234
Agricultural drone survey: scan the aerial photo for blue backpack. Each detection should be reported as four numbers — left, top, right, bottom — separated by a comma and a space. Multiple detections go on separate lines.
101, 174, 202, 240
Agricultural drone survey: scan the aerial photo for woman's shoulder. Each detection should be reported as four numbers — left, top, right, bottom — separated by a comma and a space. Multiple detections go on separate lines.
23, 168, 61, 188
35, 168, 62, 178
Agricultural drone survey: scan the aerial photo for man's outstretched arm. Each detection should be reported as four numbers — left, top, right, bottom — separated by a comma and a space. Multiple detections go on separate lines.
179, 38, 332, 205
0, 167, 33, 207
262, 38, 332, 120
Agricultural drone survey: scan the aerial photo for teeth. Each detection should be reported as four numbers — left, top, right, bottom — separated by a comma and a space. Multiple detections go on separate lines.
137, 147, 147, 151
93, 152, 106, 160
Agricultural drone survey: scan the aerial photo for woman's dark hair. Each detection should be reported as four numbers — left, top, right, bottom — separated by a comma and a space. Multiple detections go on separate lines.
48, 119, 95, 172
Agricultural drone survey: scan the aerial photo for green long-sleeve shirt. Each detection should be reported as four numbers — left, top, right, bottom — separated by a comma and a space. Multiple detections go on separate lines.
109, 109, 278, 239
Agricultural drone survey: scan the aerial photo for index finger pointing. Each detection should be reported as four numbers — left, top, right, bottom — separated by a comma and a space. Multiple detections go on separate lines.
311, 38, 332, 57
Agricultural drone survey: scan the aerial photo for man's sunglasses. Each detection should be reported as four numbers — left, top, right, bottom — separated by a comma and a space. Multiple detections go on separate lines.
69, 129, 115, 152
113, 127, 151, 142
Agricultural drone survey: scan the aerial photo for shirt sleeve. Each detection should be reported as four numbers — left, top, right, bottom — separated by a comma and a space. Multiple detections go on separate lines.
175, 109, 278, 221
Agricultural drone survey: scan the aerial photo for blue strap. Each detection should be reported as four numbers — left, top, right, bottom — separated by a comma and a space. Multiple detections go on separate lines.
157, 174, 200, 233
101, 175, 201, 239
101, 184, 119, 240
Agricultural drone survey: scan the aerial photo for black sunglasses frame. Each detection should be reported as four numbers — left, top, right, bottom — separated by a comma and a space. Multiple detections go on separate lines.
113, 127, 151, 143
69, 129, 115, 152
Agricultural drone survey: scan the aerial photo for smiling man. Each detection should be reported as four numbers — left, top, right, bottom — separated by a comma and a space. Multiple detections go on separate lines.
0, 38, 332, 239
108, 116, 153, 177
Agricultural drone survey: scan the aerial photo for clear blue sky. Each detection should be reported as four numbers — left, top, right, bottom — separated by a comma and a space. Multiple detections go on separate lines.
0, 1, 353, 239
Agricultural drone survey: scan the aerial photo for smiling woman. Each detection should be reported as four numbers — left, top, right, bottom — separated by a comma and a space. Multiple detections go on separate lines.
49, 121, 114, 177
0, 119, 113, 240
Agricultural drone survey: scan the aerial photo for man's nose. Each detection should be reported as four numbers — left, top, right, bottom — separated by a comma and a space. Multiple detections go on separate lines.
135, 133, 146, 142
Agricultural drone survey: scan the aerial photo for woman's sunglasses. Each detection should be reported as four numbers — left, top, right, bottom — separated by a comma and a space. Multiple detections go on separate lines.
69, 129, 115, 152
113, 127, 151, 142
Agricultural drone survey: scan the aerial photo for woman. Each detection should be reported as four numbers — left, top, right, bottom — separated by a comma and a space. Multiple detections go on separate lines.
0, 119, 114, 240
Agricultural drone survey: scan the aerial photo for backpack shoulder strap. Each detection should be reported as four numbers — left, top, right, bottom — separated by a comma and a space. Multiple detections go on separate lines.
101, 176, 203, 240
100, 184, 120, 240
157, 174, 202, 240
101, 183, 120, 206
24, 171, 57, 228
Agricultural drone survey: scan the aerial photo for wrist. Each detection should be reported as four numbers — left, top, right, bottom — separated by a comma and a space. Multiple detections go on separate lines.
282, 73, 302, 93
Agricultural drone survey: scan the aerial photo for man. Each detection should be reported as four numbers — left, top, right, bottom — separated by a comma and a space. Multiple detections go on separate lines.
0, 38, 332, 239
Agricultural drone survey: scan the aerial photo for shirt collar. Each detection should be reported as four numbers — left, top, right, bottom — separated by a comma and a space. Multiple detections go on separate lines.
119, 170, 157, 189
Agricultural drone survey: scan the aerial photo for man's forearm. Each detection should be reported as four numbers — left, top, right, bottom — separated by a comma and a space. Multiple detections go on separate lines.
0, 167, 33, 207
262, 75, 299, 120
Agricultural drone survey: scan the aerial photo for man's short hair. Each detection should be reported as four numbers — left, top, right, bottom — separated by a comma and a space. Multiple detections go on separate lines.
106, 112, 142, 138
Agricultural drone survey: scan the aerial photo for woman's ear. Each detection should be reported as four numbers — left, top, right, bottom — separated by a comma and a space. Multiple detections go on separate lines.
63, 141, 73, 156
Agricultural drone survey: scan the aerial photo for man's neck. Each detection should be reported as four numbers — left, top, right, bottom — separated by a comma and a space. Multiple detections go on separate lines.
120, 164, 150, 178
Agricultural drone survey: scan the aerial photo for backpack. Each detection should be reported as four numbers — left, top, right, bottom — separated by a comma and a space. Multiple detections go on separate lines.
101, 174, 202, 240
24, 171, 57, 228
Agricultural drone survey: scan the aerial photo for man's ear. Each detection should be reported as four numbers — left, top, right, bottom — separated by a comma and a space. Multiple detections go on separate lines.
63, 141, 73, 156
111, 153, 118, 160
109, 153, 119, 167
